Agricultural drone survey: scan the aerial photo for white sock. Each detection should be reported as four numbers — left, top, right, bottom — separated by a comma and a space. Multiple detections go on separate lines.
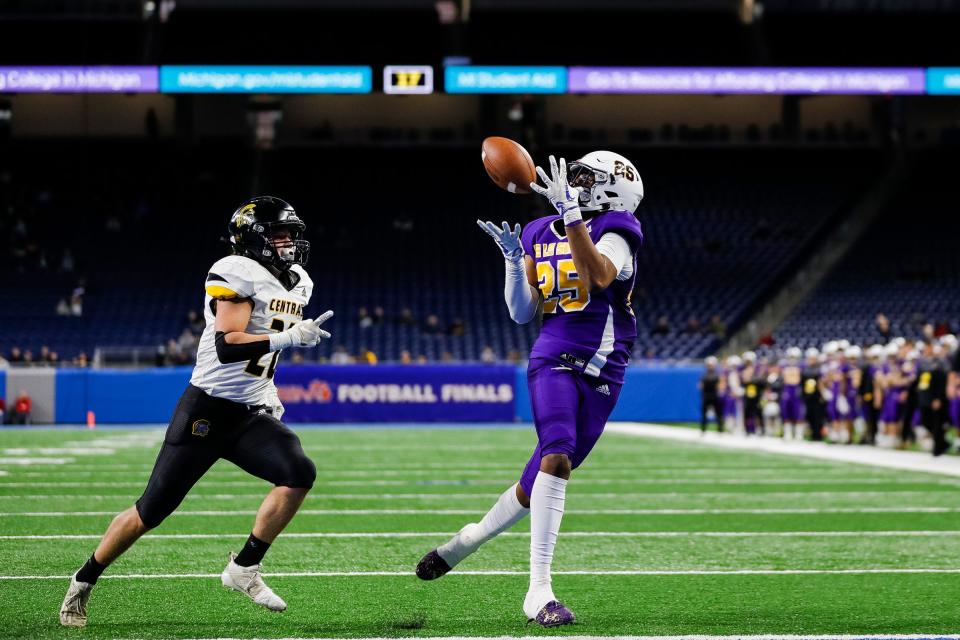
437, 483, 528, 567
524, 471, 567, 618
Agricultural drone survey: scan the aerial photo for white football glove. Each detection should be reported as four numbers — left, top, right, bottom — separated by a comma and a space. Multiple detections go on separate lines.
477, 220, 523, 263
530, 155, 584, 227
269, 310, 334, 351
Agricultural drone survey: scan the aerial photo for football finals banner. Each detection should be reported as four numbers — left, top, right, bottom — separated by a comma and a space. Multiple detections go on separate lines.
274, 364, 516, 423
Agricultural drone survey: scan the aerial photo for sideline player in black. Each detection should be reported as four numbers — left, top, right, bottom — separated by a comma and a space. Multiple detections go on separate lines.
801, 348, 825, 442
699, 356, 724, 433
917, 343, 949, 457
60, 197, 335, 627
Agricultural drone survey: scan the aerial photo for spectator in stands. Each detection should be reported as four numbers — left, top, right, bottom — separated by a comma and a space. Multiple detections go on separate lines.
21, 350, 34, 365
69, 292, 83, 317
48, 351, 59, 367
399, 350, 413, 365
8, 346, 22, 363
448, 318, 466, 337
186, 310, 205, 335
73, 352, 89, 368
441, 351, 457, 363
357, 346, 378, 365
398, 308, 416, 326
38, 345, 51, 364
415, 354, 428, 364
0, 352, 7, 369
422, 314, 442, 336
55, 298, 70, 316
935, 320, 952, 338
651, 316, 671, 336
682, 316, 702, 334
290, 352, 305, 365
177, 328, 199, 361
506, 349, 523, 364
875, 313, 891, 340
330, 345, 353, 365
480, 345, 496, 363
60, 248, 74, 273
372, 306, 385, 325
358, 307, 373, 329
709, 315, 727, 339
6, 390, 31, 425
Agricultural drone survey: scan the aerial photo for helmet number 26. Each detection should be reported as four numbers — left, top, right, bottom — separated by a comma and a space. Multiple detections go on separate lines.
244, 317, 290, 379
537, 259, 590, 314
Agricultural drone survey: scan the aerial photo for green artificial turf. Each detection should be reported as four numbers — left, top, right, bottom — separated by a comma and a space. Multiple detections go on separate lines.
0, 426, 958, 639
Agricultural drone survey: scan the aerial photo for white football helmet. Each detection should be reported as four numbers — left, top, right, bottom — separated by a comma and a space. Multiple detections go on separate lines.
567, 150, 644, 214
786, 347, 802, 360
805, 347, 820, 360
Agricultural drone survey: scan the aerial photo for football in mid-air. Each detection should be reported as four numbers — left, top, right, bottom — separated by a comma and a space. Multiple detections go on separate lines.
482, 136, 536, 194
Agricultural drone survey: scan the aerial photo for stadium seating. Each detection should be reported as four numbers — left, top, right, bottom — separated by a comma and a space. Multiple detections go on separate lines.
0, 143, 878, 363
775, 157, 959, 348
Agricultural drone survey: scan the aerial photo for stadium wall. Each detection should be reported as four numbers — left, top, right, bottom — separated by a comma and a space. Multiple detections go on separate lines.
12, 365, 701, 425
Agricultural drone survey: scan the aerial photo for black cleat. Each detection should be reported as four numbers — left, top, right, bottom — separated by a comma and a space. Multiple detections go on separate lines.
416, 549, 452, 580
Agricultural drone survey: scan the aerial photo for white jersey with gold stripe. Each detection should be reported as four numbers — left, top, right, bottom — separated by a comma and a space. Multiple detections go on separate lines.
189, 255, 313, 405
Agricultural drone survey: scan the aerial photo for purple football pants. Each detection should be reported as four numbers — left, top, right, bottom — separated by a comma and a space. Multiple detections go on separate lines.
519, 362, 622, 497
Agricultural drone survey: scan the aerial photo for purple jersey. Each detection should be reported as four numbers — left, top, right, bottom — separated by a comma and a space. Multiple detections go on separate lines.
521, 210, 643, 384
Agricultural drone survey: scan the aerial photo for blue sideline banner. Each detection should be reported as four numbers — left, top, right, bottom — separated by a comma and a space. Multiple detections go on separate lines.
274, 365, 516, 423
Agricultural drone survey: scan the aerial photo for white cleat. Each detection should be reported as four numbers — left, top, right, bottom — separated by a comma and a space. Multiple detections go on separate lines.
221, 552, 287, 612
59, 575, 93, 627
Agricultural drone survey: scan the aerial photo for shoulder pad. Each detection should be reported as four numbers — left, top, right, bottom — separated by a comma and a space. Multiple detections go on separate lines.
593, 211, 643, 251
290, 265, 314, 300
520, 215, 556, 257
205, 256, 257, 300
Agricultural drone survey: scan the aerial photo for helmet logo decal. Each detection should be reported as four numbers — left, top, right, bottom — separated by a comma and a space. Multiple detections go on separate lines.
612, 160, 637, 182
234, 203, 256, 227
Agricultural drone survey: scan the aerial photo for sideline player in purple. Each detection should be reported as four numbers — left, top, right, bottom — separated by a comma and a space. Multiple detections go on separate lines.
415, 152, 644, 627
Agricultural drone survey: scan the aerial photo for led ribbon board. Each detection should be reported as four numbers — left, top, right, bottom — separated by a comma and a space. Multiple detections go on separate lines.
160, 66, 373, 93
444, 66, 566, 94
0, 66, 158, 93
568, 67, 926, 95
927, 68, 960, 95
384, 66, 433, 94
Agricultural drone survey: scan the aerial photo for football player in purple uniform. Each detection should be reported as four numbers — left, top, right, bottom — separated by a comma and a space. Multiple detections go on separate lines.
415, 152, 644, 627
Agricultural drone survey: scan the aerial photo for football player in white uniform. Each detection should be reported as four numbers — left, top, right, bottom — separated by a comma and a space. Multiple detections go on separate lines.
60, 196, 334, 627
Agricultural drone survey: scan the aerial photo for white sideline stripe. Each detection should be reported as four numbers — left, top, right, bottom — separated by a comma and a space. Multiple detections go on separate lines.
4, 530, 960, 541
7, 506, 960, 517
610, 423, 960, 478
4, 568, 960, 581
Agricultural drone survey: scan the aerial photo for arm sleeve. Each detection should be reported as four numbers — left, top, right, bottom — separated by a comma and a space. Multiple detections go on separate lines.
214, 331, 270, 364
595, 232, 633, 281
504, 257, 539, 324
205, 258, 256, 300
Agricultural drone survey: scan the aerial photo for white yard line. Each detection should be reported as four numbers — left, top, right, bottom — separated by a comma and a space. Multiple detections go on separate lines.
0, 458, 75, 465
5, 506, 960, 517
610, 424, 960, 478
3, 530, 960, 541
3, 568, 960, 581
